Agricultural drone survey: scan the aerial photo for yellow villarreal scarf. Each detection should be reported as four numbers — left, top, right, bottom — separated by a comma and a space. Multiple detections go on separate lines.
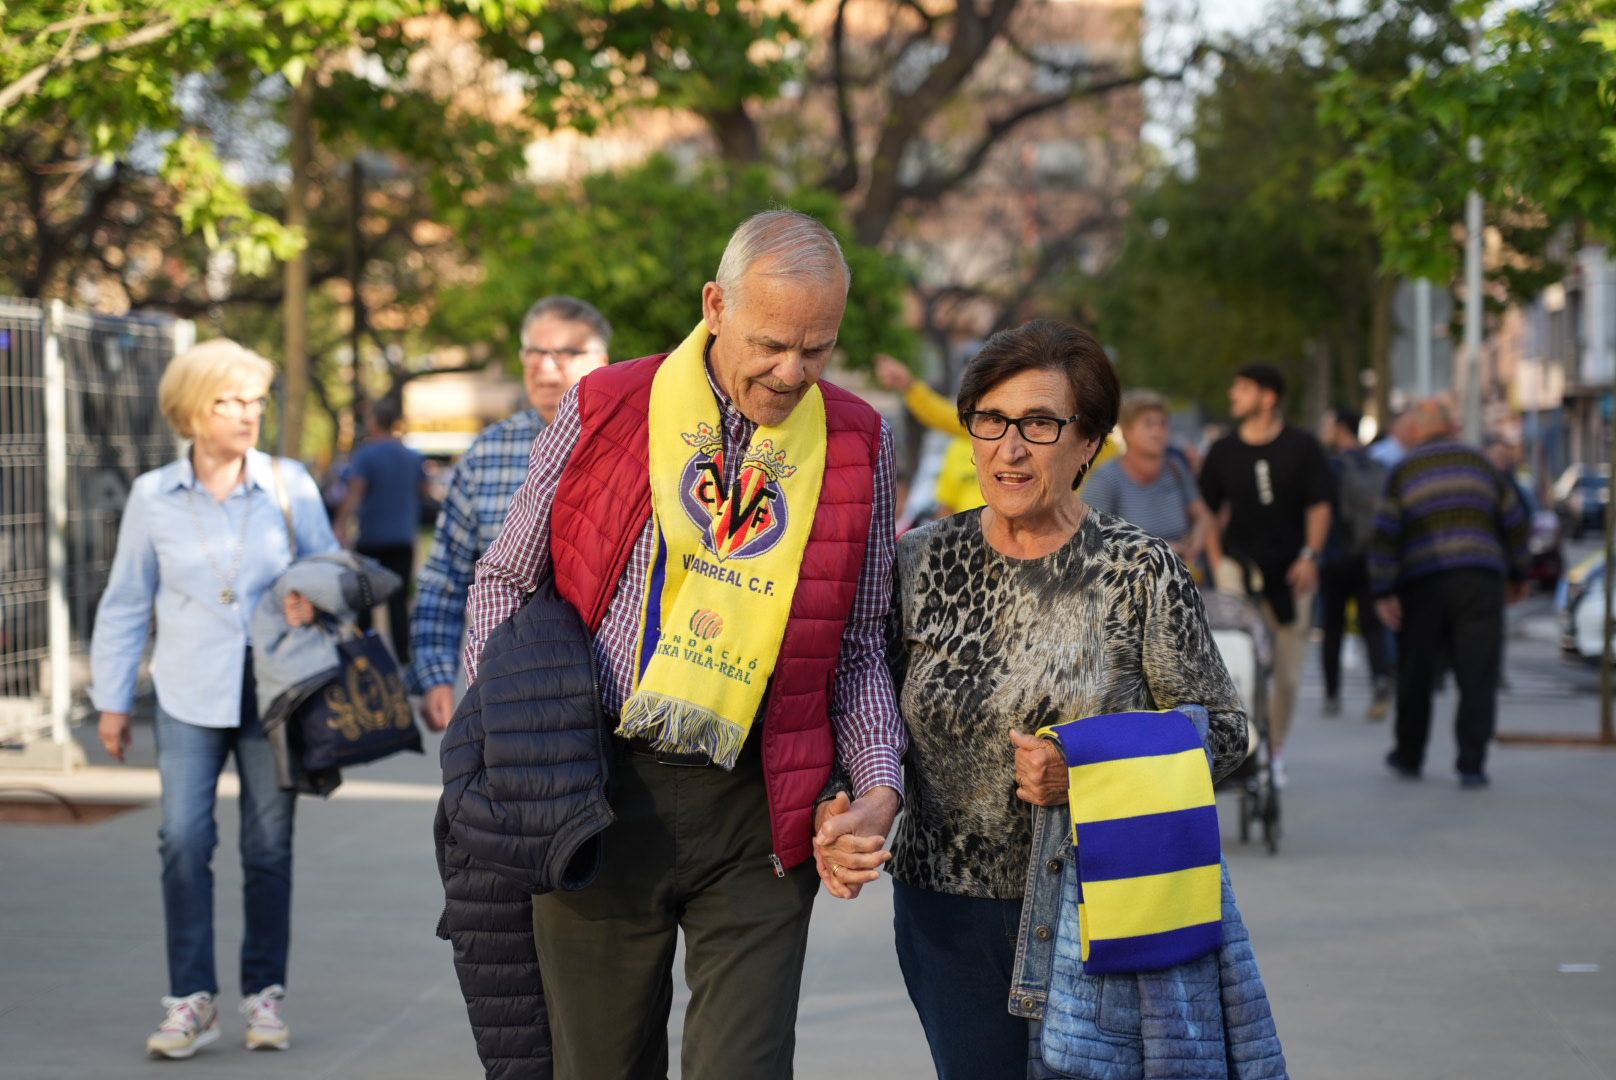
617, 320, 827, 768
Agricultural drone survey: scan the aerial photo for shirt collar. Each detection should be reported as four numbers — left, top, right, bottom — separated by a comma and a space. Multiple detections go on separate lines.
164, 447, 271, 495
701, 338, 747, 427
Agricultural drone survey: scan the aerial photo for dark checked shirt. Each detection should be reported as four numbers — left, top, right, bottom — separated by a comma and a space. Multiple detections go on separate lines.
407, 409, 546, 694
466, 369, 906, 799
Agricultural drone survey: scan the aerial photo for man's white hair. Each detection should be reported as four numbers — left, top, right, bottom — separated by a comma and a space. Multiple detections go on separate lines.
714, 210, 851, 307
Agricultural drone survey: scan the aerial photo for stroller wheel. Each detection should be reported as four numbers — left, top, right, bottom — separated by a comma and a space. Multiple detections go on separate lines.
1263, 784, 1281, 855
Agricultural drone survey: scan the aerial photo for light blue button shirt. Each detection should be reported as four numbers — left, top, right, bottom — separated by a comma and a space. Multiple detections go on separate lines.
89, 448, 340, 727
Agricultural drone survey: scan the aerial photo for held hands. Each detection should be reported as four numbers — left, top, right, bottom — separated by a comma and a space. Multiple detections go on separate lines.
812, 786, 899, 900
283, 590, 316, 627
1010, 729, 1067, 807
1376, 596, 1403, 634
422, 685, 456, 731
99, 711, 132, 763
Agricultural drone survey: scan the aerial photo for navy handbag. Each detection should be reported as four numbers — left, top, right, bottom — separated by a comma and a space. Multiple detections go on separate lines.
292, 628, 423, 772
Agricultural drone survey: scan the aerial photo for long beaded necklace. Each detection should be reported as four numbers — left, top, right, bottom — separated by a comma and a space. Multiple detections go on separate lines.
184, 471, 253, 606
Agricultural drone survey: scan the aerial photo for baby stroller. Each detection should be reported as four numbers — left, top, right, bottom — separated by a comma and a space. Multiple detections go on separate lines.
1202, 588, 1280, 854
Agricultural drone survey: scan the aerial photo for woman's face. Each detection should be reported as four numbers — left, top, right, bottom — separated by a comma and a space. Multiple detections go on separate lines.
194, 372, 268, 459
1122, 408, 1170, 457
970, 368, 1098, 524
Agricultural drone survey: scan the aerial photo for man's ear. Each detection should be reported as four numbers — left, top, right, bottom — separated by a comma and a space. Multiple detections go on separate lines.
701, 281, 726, 335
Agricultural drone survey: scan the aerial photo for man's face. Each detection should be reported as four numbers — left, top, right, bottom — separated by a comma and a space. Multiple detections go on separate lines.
1228, 377, 1270, 421
702, 265, 846, 428
1321, 411, 1351, 449
520, 316, 608, 422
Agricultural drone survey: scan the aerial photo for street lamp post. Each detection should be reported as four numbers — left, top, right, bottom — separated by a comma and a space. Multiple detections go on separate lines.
1462, 21, 1484, 444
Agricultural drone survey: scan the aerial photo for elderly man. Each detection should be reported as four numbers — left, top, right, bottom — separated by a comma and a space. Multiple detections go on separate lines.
1371, 400, 1530, 788
408, 296, 611, 730
464, 211, 905, 1079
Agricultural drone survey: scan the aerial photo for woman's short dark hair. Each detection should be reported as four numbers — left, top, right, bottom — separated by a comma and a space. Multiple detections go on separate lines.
957, 320, 1121, 484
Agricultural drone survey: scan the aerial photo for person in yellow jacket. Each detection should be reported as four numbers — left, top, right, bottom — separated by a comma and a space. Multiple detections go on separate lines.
874, 353, 1117, 514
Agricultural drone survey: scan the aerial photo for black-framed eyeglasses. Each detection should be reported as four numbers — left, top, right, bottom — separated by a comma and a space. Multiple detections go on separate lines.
520, 345, 595, 365
962, 410, 1081, 444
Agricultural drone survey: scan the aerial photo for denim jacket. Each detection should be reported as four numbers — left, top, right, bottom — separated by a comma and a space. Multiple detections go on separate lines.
1008, 706, 1288, 1079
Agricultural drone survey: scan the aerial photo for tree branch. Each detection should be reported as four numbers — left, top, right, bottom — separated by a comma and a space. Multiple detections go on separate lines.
853, 0, 1022, 244
900, 65, 1159, 201
824, 0, 862, 193
0, 8, 218, 114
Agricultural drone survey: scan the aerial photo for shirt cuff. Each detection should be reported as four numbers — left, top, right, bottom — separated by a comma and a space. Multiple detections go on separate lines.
844, 742, 905, 804
407, 654, 456, 696
89, 685, 134, 715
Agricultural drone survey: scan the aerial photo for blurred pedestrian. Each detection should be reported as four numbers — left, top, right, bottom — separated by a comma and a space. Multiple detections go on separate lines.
1369, 409, 1417, 469
1084, 388, 1211, 570
1484, 434, 1534, 690
460, 211, 906, 1078
1318, 405, 1393, 720
89, 339, 339, 1060
880, 321, 1248, 1078
1200, 363, 1333, 788
1372, 400, 1530, 788
335, 396, 427, 663
874, 350, 987, 514
407, 295, 610, 731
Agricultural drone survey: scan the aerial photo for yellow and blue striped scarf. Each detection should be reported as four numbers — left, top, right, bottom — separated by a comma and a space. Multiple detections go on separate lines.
1037, 709, 1222, 974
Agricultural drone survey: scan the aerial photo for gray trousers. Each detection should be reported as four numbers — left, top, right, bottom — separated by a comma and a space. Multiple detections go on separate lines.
531, 736, 819, 1080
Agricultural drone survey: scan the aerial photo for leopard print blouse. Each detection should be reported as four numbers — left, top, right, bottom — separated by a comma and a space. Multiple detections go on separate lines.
887, 508, 1247, 900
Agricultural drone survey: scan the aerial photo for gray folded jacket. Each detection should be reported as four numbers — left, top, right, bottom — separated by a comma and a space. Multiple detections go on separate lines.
250, 552, 402, 794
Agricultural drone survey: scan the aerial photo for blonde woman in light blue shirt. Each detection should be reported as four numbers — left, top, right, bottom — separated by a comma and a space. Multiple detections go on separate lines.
89, 339, 337, 1061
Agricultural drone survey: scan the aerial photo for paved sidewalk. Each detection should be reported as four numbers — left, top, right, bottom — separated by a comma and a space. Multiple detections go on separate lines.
1, 607, 1612, 1078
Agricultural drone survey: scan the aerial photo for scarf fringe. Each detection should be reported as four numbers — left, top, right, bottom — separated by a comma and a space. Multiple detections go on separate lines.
616, 690, 749, 770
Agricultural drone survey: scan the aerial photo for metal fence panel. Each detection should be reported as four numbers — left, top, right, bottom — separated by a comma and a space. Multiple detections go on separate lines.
0, 300, 48, 744
0, 298, 186, 749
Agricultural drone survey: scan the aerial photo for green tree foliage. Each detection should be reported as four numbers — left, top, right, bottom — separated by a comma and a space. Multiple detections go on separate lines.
1082, 1, 1551, 418
1324, 0, 1616, 275
476, 0, 799, 162
0, 0, 546, 277
430, 155, 916, 370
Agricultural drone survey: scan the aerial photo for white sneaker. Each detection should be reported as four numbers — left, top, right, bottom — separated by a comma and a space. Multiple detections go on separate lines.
146, 991, 219, 1060
1271, 755, 1289, 790
241, 984, 290, 1051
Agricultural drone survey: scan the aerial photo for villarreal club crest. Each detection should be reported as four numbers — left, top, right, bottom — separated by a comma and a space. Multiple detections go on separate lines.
678, 423, 797, 561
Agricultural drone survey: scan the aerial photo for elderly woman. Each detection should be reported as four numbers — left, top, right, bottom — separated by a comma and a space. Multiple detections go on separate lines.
1084, 388, 1210, 569
872, 321, 1247, 1079
90, 340, 338, 1061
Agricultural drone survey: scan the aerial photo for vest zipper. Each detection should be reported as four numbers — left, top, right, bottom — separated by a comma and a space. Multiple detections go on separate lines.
769, 853, 785, 878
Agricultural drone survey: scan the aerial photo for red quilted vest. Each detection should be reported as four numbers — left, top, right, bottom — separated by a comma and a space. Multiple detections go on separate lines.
550, 354, 882, 870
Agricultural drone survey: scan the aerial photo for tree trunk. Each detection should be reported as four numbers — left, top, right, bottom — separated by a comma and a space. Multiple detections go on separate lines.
1304, 338, 1331, 430
281, 73, 314, 459
1368, 271, 1396, 425
700, 104, 762, 165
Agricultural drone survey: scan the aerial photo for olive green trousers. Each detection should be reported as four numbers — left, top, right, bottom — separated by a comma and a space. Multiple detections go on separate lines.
532, 738, 819, 1080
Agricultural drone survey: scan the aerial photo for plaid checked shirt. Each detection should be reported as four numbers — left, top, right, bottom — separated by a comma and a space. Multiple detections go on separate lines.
407, 409, 546, 694
466, 372, 906, 799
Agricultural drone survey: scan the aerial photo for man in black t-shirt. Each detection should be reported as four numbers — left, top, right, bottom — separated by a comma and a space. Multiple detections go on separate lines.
1200, 363, 1333, 786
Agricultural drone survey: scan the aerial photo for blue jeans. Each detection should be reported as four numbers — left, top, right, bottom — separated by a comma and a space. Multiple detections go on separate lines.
154, 653, 295, 998
893, 878, 1031, 1080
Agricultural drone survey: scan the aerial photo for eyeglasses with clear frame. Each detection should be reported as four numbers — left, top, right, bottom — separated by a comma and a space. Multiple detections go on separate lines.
962, 410, 1082, 444
212, 396, 269, 419
520, 345, 598, 367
